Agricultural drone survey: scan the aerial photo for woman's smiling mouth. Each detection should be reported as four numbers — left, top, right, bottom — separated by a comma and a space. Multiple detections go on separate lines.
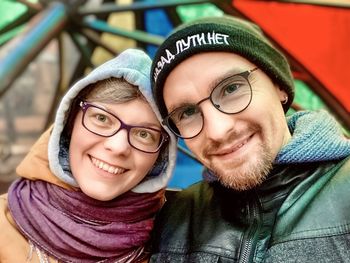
91, 156, 126, 175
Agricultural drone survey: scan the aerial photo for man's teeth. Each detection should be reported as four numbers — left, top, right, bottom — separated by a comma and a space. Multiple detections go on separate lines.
91, 157, 125, 174
237, 140, 247, 149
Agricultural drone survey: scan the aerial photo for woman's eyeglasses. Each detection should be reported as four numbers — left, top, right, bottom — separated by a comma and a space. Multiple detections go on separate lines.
80, 101, 168, 153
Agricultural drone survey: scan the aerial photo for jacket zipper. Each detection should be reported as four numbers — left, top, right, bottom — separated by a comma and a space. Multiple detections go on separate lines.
239, 200, 259, 263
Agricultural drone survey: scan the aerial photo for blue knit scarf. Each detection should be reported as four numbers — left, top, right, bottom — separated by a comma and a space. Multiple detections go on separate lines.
275, 110, 350, 164
203, 110, 350, 182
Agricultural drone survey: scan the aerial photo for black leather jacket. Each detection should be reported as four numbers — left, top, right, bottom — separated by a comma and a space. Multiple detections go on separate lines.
150, 157, 350, 263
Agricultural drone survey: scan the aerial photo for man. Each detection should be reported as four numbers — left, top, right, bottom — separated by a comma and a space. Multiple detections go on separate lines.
149, 15, 350, 262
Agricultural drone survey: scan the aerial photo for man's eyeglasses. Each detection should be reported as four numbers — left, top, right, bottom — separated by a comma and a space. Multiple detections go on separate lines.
80, 101, 168, 153
162, 68, 258, 139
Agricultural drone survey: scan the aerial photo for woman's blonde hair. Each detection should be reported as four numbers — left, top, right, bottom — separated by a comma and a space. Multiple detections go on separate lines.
83, 77, 144, 103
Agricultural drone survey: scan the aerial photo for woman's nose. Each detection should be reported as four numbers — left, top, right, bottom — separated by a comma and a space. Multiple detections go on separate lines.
103, 129, 131, 155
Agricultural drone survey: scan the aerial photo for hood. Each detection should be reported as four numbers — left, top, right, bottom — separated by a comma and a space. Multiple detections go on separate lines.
47, 48, 177, 193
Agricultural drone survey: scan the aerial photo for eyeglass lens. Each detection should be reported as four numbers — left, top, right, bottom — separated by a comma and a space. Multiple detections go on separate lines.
166, 69, 254, 139
82, 105, 163, 153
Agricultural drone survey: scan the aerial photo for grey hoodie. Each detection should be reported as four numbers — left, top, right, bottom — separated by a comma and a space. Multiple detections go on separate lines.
48, 49, 177, 193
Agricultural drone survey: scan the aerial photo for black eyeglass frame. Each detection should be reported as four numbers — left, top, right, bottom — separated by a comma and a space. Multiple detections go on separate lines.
79, 101, 169, 153
162, 68, 259, 139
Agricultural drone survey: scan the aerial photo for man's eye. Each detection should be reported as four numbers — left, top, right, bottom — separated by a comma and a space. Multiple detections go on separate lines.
171, 106, 200, 125
179, 105, 201, 120
223, 84, 239, 95
181, 107, 197, 119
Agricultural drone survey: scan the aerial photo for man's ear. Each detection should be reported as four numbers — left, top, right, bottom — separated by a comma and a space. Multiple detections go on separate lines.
275, 84, 288, 104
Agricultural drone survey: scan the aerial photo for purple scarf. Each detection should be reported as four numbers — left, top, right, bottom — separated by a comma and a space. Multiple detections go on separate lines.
8, 178, 165, 262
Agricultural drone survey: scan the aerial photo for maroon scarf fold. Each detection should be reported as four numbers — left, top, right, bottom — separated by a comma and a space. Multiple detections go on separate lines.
8, 178, 165, 263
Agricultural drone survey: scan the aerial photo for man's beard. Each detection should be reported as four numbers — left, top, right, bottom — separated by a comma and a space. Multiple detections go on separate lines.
211, 147, 273, 191
202, 125, 274, 191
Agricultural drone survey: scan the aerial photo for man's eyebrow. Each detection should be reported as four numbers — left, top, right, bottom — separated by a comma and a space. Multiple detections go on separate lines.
208, 67, 247, 92
167, 102, 193, 114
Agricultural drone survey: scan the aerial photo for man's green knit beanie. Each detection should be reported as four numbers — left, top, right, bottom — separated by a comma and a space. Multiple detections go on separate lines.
151, 15, 295, 117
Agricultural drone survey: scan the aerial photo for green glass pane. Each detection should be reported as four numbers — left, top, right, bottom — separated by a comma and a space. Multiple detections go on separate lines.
0, 29, 23, 45
287, 79, 349, 136
0, 1, 29, 27
287, 79, 327, 116
177, 3, 224, 22
0, 0, 33, 45
294, 79, 327, 110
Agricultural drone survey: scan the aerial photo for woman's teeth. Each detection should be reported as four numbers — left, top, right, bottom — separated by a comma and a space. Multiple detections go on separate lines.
91, 157, 125, 175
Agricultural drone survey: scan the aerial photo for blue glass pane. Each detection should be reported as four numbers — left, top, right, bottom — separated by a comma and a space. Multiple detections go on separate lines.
143, 0, 173, 58
144, 0, 204, 189
143, 2, 224, 189
167, 139, 203, 189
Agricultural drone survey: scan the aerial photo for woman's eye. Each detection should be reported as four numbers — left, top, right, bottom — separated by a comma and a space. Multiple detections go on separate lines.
133, 129, 159, 144
90, 113, 113, 127
96, 114, 107, 122
139, 130, 150, 139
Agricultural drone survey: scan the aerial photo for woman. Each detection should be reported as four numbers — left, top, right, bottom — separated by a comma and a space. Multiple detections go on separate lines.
0, 49, 177, 262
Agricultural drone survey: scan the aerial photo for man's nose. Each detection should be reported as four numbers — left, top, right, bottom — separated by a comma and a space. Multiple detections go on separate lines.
200, 100, 236, 142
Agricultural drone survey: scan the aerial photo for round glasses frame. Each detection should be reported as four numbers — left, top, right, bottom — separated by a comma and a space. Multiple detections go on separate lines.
79, 101, 169, 153
162, 68, 258, 139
